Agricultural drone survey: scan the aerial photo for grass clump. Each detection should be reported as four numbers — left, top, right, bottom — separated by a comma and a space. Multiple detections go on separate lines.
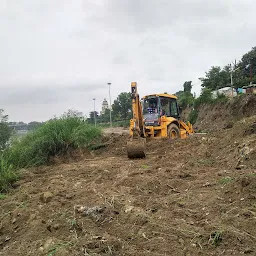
7, 116, 102, 169
0, 152, 19, 192
219, 176, 232, 185
188, 109, 198, 125
0, 116, 102, 191
0, 193, 7, 200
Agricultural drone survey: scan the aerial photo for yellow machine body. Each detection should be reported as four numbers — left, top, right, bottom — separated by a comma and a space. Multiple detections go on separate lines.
127, 82, 194, 158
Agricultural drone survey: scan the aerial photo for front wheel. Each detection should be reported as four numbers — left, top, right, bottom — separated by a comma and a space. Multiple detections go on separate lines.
167, 124, 180, 139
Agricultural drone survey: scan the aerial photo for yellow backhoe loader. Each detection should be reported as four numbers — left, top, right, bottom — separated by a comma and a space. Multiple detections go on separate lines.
127, 82, 194, 158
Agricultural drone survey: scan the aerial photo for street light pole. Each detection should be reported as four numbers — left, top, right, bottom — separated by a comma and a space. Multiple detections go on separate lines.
107, 82, 112, 127
93, 98, 96, 127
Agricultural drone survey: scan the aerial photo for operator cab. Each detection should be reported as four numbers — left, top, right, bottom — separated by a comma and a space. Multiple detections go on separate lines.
142, 94, 180, 126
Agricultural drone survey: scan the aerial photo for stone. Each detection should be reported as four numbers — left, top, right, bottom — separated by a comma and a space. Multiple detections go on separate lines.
40, 192, 53, 203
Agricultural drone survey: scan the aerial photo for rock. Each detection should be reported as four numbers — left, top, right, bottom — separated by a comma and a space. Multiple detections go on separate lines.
65, 194, 73, 199
124, 206, 134, 213
40, 192, 53, 203
5, 237, 11, 242
244, 248, 254, 254
53, 223, 60, 230
241, 177, 250, 187
43, 238, 54, 251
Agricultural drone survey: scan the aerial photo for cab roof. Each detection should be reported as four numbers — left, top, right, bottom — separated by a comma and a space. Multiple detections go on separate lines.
143, 93, 177, 99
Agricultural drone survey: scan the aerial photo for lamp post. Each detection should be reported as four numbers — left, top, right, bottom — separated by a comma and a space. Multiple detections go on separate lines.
230, 62, 240, 97
93, 98, 96, 127
107, 82, 112, 127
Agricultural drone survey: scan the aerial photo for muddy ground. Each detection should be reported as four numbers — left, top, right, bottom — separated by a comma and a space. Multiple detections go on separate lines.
0, 118, 255, 256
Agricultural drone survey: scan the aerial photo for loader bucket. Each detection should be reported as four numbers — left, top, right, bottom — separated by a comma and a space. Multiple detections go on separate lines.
127, 138, 146, 159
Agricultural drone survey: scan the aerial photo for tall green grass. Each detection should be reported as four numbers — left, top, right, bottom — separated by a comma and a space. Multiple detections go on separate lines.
0, 116, 102, 191
0, 152, 18, 192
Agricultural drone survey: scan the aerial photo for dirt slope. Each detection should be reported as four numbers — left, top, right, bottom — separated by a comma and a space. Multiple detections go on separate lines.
194, 94, 256, 132
0, 117, 255, 256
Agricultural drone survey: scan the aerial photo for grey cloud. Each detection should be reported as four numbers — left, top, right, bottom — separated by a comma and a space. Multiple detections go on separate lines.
1, 0, 256, 122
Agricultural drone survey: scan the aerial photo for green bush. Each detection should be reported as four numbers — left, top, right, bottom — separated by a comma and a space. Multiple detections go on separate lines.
213, 93, 229, 104
0, 152, 18, 192
188, 109, 198, 125
7, 117, 102, 169
194, 88, 213, 109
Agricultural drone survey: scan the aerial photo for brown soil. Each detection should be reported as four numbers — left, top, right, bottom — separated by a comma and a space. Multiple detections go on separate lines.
0, 119, 256, 255
194, 94, 256, 132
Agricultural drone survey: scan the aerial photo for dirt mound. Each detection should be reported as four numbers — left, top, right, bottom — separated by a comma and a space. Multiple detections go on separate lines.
203, 116, 256, 170
195, 94, 256, 132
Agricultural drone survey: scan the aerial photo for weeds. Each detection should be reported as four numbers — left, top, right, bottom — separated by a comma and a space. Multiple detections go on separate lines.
7, 117, 102, 169
219, 176, 232, 185
209, 231, 223, 246
0, 152, 19, 192
0, 116, 102, 191
188, 109, 198, 125
47, 242, 72, 256
0, 193, 7, 200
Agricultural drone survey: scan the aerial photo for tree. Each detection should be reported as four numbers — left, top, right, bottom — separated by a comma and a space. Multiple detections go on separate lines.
0, 109, 12, 150
235, 46, 256, 87
99, 108, 110, 123
112, 92, 132, 120
175, 81, 195, 109
88, 111, 99, 124
199, 66, 230, 91
183, 81, 192, 93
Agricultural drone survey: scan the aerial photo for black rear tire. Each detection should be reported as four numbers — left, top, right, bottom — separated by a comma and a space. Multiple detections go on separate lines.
167, 124, 180, 139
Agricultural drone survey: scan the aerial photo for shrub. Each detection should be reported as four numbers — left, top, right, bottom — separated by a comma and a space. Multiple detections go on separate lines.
188, 109, 198, 125
0, 152, 18, 192
7, 116, 102, 169
213, 93, 229, 104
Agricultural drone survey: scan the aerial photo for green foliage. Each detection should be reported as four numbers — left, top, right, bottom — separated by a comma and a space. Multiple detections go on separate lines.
99, 108, 111, 123
0, 109, 12, 150
7, 116, 102, 169
0, 193, 7, 199
194, 88, 213, 109
200, 66, 230, 90
200, 47, 256, 90
188, 109, 198, 125
210, 231, 223, 246
178, 92, 195, 109
0, 152, 18, 192
175, 81, 195, 109
219, 176, 232, 185
183, 81, 192, 93
112, 92, 132, 120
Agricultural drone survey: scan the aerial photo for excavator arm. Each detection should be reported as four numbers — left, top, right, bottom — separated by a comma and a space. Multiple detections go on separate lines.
130, 82, 145, 138
127, 82, 146, 158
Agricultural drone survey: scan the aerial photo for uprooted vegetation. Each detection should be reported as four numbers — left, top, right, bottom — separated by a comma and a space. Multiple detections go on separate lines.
0, 116, 102, 192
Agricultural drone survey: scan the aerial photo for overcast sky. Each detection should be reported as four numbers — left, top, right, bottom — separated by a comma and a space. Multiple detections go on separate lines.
1, 0, 256, 122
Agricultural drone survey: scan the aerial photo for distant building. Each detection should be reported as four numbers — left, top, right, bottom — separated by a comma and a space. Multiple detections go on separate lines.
101, 98, 109, 115
212, 87, 237, 99
243, 84, 256, 94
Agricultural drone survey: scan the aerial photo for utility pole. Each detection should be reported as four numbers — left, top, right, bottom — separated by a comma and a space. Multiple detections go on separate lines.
93, 98, 96, 127
249, 60, 253, 85
230, 64, 234, 97
230, 60, 239, 97
107, 82, 112, 127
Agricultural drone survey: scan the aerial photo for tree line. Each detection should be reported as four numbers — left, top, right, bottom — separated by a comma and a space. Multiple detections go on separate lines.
87, 92, 132, 125
175, 46, 256, 111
